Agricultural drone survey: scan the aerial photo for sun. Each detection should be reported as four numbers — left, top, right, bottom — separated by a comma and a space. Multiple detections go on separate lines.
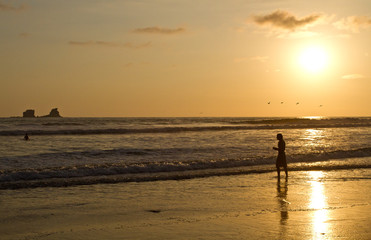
299, 46, 328, 73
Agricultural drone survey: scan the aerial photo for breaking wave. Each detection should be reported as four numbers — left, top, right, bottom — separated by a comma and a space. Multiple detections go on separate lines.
1, 148, 370, 190
2, 124, 371, 136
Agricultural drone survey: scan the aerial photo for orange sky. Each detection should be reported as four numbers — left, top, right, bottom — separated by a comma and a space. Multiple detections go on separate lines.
1, 0, 370, 117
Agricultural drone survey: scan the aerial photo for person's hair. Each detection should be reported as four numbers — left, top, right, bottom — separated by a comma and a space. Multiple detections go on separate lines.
277, 133, 283, 140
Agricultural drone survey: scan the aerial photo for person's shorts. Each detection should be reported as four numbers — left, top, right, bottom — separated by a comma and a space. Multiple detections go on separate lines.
276, 153, 287, 168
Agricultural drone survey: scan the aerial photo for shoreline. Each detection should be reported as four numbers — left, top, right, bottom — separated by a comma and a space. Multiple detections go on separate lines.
1, 166, 370, 239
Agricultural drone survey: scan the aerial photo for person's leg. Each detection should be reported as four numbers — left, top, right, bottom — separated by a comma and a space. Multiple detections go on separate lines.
284, 165, 288, 177
277, 167, 280, 179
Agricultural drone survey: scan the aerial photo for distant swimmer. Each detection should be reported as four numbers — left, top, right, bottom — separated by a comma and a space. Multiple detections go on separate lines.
24, 133, 29, 141
296, 102, 299, 105
268, 102, 271, 104
273, 133, 288, 179
281, 102, 284, 104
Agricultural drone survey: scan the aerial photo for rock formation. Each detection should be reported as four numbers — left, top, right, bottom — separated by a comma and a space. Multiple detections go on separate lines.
21, 108, 62, 118
41, 108, 62, 117
23, 109, 35, 118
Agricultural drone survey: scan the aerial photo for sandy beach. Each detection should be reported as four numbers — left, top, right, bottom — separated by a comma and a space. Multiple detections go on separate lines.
1, 159, 370, 240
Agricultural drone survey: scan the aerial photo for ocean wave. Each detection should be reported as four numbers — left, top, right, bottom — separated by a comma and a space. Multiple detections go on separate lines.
227, 117, 371, 125
1, 147, 157, 162
1, 148, 370, 189
41, 122, 85, 126
1, 122, 370, 136
5, 145, 370, 166
0, 159, 370, 190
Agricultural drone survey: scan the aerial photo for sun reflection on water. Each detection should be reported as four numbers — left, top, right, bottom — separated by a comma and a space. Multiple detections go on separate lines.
303, 129, 324, 142
308, 171, 329, 239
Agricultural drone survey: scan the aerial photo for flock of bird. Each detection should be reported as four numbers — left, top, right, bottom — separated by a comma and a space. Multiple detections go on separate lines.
267, 102, 323, 107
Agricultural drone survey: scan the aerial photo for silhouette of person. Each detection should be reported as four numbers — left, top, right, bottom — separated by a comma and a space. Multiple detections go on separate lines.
273, 133, 288, 179
24, 133, 29, 141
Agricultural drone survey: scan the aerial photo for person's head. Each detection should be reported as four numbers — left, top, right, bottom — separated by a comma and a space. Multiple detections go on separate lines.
277, 133, 283, 140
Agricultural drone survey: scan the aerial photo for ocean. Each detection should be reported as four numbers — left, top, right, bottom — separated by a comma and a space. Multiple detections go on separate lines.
0, 117, 370, 189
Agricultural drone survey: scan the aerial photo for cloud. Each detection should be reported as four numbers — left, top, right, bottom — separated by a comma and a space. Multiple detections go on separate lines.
334, 16, 371, 33
341, 74, 365, 80
124, 63, 134, 68
123, 62, 150, 68
0, 2, 27, 12
234, 56, 269, 63
276, 30, 319, 39
19, 32, 30, 38
68, 41, 151, 49
251, 10, 322, 31
250, 56, 269, 63
133, 26, 185, 35
234, 57, 249, 63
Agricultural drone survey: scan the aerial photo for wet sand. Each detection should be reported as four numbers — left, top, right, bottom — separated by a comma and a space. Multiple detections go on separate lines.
0, 166, 370, 240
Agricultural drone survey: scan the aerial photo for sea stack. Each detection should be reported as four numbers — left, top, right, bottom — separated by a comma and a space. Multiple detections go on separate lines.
23, 109, 35, 118
42, 108, 62, 117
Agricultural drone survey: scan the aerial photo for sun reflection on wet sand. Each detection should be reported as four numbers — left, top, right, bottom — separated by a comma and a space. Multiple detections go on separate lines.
308, 171, 330, 239
277, 180, 289, 225
277, 179, 289, 239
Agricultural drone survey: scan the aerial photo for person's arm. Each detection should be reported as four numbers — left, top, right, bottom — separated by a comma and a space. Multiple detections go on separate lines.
273, 141, 285, 151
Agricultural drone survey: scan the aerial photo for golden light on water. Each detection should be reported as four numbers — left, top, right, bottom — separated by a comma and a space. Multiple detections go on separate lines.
301, 116, 324, 120
302, 129, 325, 149
308, 171, 329, 238
304, 129, 324, 141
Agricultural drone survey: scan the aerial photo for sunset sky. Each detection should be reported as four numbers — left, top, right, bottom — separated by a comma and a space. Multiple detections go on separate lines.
1, 0, 370, 117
